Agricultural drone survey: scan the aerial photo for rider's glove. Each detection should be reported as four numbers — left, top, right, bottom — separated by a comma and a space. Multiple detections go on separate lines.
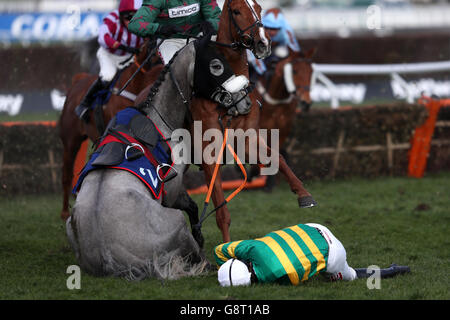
118, 44, 141, 55
157, 24, 183, 37
199, 21, 216, 36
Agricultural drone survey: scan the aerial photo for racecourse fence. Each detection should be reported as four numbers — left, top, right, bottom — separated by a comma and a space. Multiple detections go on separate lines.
0, 101, 449, 196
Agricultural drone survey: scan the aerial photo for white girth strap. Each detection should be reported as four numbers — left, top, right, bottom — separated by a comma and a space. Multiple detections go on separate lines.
112, 88, 137, 102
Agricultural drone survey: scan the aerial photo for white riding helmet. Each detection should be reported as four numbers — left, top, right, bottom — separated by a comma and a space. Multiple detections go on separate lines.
218, 259, 252, 287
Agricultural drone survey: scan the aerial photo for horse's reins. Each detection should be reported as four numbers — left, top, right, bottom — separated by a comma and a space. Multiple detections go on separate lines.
117, 40, 163, 96
193, 1, 266, 230
194, 125, 248, 231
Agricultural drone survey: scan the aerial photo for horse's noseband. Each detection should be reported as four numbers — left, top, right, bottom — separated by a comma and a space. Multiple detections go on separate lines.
210, 74, 252, 116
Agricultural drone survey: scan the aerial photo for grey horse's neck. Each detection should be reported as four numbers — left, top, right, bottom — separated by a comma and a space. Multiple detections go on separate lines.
141, 42, 196, 137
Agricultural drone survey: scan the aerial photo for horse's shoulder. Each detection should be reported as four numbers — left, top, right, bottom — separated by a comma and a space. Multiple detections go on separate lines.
71, 73, 95, 86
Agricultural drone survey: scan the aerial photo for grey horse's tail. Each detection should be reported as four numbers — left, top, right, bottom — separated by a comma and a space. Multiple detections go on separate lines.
111, 252, 211, 282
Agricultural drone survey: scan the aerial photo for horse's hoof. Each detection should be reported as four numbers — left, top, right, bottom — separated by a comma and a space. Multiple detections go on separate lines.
298, 196, 317, 208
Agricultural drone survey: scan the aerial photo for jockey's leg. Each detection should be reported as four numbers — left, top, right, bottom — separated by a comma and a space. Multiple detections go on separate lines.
75, 47, 116, 123
75, 78, 108, 122
354, 264, 411, 279
306, 223, 411, 281
305, 223, 357, 281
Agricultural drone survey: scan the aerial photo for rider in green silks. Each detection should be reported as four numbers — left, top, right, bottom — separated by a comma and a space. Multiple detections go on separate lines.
128, 0, 222, 65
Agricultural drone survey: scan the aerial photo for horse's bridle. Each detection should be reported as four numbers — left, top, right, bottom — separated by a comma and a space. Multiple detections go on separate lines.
226, 0, 264, 50
289, 57, 313, 93
258, 56, 312, 106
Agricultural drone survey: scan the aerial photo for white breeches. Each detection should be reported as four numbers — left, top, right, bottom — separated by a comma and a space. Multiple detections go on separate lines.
97, 46, 133, 82
306, 223, 357, 281
157, 38, 194, 65
157, 35, 217, 65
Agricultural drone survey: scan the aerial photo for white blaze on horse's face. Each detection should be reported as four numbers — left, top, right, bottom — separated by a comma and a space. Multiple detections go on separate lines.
245, 0, 269, 47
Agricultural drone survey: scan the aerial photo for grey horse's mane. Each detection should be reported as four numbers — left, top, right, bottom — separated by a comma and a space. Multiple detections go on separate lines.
138, 40, 195, 112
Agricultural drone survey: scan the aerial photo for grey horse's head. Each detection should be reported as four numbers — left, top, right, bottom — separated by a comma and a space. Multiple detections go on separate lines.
193, 37, 252, 116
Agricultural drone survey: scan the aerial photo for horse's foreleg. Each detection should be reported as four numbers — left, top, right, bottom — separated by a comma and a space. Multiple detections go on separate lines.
202, 163, 231, 243
61, 135, 86, 220
257, 136, 317, 208
172, 190, 204, 248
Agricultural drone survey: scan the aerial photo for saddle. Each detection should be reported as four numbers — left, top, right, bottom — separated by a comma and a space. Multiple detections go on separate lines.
73, 107, 175, 200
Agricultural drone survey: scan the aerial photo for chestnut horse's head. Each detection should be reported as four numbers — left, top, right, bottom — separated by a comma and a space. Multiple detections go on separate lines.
225, 0, 271, 59
280, 47, 317, 112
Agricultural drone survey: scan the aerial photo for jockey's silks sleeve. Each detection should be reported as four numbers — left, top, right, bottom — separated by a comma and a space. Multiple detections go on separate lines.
128, 0, 221, 39
214, 224, 329, 285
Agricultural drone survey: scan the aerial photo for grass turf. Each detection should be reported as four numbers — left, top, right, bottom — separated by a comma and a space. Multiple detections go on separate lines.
0, 172, 449, 300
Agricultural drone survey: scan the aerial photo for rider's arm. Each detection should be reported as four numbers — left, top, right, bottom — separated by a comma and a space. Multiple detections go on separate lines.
200, 0, 222, 32
214, 241, 244, 267
128, 0, 162, 38
98, 12, 120, 50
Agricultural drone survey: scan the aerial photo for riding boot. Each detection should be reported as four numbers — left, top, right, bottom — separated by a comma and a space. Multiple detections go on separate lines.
355, 264, 411, 279
75, 78, 108, 123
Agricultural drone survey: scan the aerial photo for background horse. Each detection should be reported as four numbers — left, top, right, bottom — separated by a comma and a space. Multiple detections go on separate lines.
191, 0, 317, 243
253, 47, 316, 191
58, 41, 163, 220
67, 38, 250, 278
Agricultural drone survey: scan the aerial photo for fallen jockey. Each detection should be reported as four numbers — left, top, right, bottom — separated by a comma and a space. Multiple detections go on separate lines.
214, 223, 411, 286
75, 0, 144, 122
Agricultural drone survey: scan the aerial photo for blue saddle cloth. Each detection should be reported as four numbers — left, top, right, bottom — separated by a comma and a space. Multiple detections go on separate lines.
73, 107, 173, 200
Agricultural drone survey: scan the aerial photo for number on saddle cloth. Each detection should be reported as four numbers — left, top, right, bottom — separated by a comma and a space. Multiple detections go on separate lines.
73, 107, 174, 200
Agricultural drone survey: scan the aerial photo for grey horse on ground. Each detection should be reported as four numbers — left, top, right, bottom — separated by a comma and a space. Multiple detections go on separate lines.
66, 37, 252, 280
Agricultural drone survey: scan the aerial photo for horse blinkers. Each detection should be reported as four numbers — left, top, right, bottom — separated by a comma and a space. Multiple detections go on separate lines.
194, 40, 251, 116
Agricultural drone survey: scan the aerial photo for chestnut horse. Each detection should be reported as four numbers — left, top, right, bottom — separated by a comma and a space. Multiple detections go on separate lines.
191, 0, 317, 243
253, 47, 316, 190
58, 41, 163, 220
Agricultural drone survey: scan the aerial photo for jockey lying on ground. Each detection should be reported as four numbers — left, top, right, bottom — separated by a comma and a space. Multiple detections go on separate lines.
128, 0, 221, 65
75, 0, 144, 122
214, 223, 410, 286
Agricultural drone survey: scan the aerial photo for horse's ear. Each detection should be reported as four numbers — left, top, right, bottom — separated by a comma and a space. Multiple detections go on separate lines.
305, 47, 317, 59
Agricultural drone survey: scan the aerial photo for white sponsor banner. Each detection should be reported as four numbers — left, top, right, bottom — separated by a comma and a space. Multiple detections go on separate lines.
168, 3, 200, 18
311, 83, 367, 104
391, 78, 450, 100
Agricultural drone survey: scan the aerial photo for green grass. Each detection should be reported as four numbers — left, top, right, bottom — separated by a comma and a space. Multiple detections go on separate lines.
0, 172, 449, 300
